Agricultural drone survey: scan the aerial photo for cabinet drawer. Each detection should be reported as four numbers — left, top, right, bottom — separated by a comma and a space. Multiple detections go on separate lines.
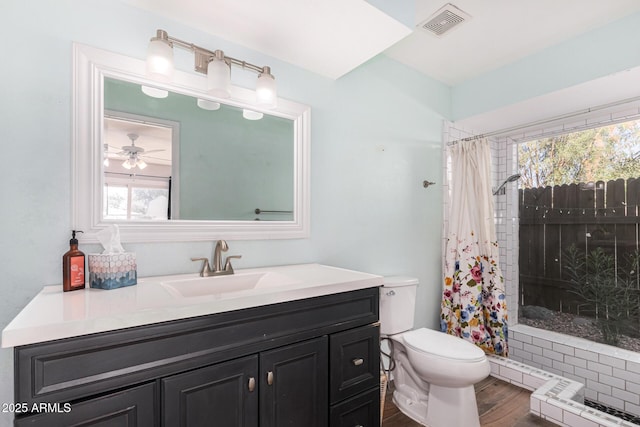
14, 382, 157, 427
330, 387, 380, 427
330, 324, 379, 403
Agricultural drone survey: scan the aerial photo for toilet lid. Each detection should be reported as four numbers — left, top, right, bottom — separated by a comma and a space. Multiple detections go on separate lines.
402, 328, 487, 362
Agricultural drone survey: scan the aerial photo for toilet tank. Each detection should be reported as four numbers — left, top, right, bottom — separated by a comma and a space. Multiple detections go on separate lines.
380, 276, 418, 336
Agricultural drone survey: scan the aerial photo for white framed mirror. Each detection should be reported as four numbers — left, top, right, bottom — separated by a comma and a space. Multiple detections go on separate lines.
72, 43, 310, 242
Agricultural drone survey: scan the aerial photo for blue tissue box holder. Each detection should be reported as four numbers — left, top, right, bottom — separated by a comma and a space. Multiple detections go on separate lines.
88, 253, 137, 290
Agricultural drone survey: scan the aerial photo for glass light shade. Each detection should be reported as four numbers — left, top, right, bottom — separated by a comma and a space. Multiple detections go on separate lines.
256, 73, 277, 109
146, 39, 174, 83
141, 85, 169, 98
207, 58, 231, 98
103, 157, 109, 167
122, 159, 133, 170
242, 109, 264, 120
197, 98, 221, 110
137, 159, 147, 170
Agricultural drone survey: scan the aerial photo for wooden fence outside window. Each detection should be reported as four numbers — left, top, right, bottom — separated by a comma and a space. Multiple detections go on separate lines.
519, 177, 640, 315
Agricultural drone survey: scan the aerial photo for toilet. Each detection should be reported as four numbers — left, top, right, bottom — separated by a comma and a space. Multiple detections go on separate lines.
381, 276, 491, 427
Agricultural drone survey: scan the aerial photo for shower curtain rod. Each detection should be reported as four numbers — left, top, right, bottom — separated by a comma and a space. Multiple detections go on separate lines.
446, 94, 640, 146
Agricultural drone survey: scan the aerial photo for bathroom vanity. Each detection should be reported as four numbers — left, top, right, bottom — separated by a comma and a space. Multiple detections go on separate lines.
3, 264, 382, 426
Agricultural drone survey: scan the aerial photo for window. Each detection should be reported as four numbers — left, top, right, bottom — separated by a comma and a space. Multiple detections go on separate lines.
517, 118, 640, 349
103, 177, 170, 220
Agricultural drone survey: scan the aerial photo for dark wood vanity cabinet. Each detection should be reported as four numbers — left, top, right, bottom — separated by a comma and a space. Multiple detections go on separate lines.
13, 287, 379, 427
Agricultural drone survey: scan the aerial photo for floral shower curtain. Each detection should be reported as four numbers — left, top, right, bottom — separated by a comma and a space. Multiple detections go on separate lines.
441, 138, 509, 356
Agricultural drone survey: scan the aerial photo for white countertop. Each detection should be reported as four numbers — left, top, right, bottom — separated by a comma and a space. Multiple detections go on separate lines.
1, 263, 382, 348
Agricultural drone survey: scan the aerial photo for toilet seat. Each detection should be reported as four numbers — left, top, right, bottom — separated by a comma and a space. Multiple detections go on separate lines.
402, 328, 486, 362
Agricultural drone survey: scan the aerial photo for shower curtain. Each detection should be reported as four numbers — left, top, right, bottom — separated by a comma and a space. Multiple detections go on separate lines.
441, 138, 508, 356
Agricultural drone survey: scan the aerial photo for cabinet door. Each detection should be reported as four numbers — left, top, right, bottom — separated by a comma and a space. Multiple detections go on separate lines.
162, 355, 258, 427
14, 382, 156, 427
260, 336, 328, 427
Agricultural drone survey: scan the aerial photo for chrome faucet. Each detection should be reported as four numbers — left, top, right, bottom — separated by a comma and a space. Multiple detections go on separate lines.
191, 240, 242, 277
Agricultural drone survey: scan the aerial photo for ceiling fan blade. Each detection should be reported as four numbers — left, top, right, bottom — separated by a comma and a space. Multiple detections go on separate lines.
140, 155, 169, 161
142, 149, 165, 154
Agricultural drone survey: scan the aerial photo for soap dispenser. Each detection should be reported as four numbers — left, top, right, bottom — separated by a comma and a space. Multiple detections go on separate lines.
63, 230, 85, 292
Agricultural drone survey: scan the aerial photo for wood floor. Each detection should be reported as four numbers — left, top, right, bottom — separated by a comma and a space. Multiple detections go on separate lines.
382, 376, 557, 427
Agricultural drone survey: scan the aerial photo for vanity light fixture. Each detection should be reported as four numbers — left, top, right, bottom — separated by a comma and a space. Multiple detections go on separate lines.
145, 29, 277, 108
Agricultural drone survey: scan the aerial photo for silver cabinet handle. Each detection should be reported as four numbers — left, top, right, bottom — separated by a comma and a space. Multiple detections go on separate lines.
248, 377, 255, 392
267, 371, 274, 385
352, 358, 364, 366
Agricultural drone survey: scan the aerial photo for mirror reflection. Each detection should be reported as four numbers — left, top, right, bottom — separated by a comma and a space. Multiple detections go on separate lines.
103, 77, 295, 222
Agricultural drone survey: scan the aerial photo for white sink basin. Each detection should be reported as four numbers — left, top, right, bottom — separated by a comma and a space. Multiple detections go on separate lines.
161, 271, 300, 298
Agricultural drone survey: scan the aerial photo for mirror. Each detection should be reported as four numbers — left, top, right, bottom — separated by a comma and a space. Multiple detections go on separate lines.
103, 78, 295, 222
73, 43, 310, 242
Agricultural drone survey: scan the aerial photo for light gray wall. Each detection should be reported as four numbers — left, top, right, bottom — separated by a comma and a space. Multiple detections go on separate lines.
0, 1, 447, 422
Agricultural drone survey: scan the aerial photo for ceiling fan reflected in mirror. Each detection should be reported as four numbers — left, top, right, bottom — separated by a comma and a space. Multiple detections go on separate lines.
113, 133, 165, 170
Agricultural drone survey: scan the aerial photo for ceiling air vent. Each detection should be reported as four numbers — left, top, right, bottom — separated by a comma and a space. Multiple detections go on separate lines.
418, 3, 471, 37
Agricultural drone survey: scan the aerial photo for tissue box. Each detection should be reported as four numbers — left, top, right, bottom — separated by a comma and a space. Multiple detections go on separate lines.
88, 253, 137, 290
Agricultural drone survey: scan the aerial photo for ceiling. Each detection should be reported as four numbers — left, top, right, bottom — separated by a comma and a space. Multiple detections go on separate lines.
387, 0, 640, 85
123, 0, 640, 85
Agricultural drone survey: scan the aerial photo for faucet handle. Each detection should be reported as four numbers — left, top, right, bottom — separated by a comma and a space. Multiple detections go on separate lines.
223, 255, 242, 273
191, 257, 211, 276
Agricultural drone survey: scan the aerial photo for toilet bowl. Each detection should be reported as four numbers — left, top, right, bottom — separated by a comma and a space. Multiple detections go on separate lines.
381, 277, 491, 427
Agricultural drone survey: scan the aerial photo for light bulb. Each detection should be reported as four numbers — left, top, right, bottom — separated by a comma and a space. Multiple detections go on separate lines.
146, 35, 174, 83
